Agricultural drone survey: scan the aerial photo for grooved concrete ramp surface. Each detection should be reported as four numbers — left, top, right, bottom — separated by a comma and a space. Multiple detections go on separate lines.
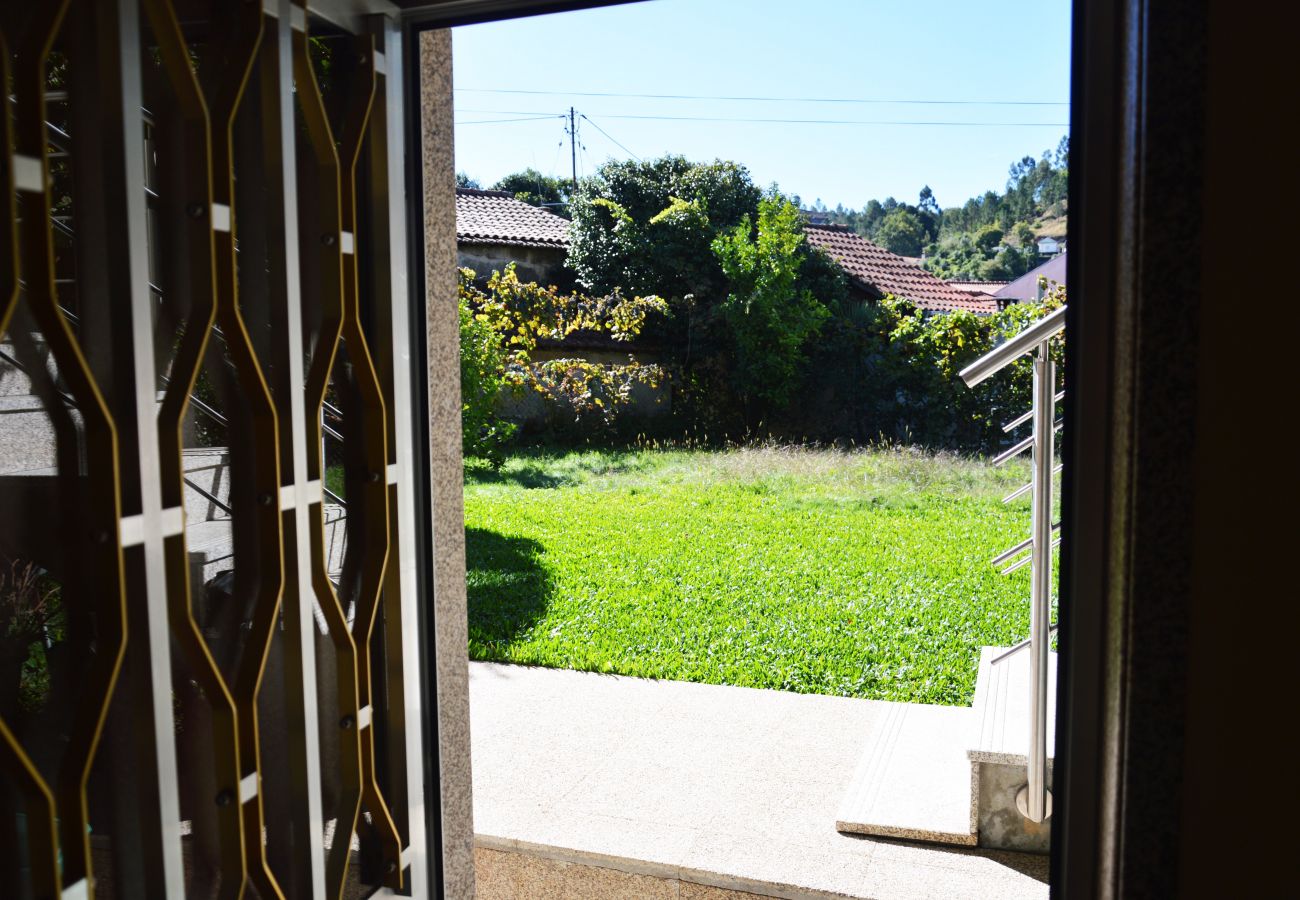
835, 703, 977, 846
470, 662, 1048, 899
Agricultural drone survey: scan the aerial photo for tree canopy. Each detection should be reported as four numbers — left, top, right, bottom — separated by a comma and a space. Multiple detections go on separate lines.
566, 156, 848, 427
712, 196, 830, 408
492, 168, 571, 215
815, 136, 1069, 280
566, 155, 763, 303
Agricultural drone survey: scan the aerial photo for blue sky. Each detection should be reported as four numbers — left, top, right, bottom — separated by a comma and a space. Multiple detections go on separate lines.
451, 0, 1071, 212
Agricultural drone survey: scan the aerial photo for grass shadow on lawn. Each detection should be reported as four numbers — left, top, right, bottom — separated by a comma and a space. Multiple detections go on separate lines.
466, 527, 552, 655
464, 463, 569, 490
464, 449, 655, 491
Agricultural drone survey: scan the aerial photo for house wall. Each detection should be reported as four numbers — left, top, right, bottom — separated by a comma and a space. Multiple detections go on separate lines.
496, 347, 672, 426
457, 242, 570, 287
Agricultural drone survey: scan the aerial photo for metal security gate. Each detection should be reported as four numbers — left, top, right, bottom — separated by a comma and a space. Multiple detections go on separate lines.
0, 1, 433, 897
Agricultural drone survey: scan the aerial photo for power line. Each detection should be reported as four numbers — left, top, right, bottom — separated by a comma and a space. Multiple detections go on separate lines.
455, 87, 1069, 107
455, 114, 567, 125
579, 114, 642, 162
600, 113, 1069, 126
455, 108, 1067, 127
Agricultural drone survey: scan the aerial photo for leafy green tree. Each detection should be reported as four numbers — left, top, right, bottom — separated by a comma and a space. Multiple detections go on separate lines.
566, 155, 762, 302
456, 172, 481, 189
711, 196, 830, 409
974, 224, 1005, 254
875, 208, 927, 256
918, 185, 940, 216
492, 168, 570, 214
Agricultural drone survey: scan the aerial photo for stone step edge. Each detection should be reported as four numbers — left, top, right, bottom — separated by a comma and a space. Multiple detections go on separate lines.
476, 833, 865, 900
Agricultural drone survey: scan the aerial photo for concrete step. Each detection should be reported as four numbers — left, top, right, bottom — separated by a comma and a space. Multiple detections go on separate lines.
186, 505, 347, 585
835, 702, 977, 845
182, 448, 233, 522
970, 645, 1058, 765
0, 336, 55, 398
0, 396, 56, 475
966, 645, 1057, 853
835, 644, 1058, 854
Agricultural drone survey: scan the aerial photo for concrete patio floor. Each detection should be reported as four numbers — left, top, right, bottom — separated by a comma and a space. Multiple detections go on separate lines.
469, 661, 1049, 899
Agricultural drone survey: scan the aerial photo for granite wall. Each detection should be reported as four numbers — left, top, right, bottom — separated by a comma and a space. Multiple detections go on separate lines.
420, 26, 477, 899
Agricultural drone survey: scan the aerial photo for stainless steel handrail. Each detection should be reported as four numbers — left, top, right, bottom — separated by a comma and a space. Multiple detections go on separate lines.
959, 305, 1066, 387
1003, 465, 1063, 503
1003, 391, 1065, 433
991, 521, 1061, 566
1000, 535, 1061, 575
959, 304, 1066, 826
990, 624, 1059, 664
992, 420, 1063, 466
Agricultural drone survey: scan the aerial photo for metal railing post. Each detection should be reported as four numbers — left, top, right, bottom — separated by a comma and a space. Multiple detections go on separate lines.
1024, 341, 1055, 823
961, 307, 1064, 825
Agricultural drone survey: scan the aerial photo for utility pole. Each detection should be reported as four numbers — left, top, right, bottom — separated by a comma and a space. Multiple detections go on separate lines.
568, 106, 578, 192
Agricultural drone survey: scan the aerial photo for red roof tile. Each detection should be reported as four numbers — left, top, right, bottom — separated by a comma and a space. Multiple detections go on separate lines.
948, 280, 1010, 297
804, 224, 999, 314
456, 188, 571, 249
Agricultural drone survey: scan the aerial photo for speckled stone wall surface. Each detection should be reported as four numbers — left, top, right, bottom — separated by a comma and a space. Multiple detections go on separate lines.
420, 27, 477, 899
474, 848, 775, 900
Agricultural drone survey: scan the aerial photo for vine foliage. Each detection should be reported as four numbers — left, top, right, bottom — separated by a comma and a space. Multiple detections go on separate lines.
458, 264, 667, 459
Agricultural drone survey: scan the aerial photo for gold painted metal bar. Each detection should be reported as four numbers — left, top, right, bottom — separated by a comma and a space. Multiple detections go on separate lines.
197, 5, 290, 898
9, 1, 130, 892
334, 34, 405, 892
354, 17, 417, 880
1, 11, 64, 892
257, 2, 329, 894
291, 7, 368, 894
0, 723, 60, 900
140, 0, 252, 895
365, 15, 429, 890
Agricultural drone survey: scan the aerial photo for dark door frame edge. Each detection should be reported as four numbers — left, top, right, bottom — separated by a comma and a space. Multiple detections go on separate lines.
397, 1, 1184, 896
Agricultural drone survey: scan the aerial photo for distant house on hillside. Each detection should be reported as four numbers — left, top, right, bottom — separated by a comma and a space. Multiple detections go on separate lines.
455, 187, 571, 286
995, 251, 1067, 304
803, 223, 999, 314
1036, 235, 1065, 257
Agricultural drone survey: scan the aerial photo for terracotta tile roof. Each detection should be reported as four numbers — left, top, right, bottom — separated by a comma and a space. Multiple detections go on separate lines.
948, 280, 1010, 297
804, 224, 999, 314
456, 188, 571, 249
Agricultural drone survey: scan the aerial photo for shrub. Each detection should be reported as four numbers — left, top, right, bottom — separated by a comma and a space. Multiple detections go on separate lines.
712, 196, 830, 411
831, 280, 1067, 450
458, 265, 668, 454
459, 287, 514, 463
0, 557, 63, 715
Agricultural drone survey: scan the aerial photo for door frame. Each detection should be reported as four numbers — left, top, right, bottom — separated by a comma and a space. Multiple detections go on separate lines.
396, 1, 1210, 896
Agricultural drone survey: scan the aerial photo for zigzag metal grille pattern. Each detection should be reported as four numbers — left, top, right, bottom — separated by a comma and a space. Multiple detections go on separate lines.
0, 2, 425, 897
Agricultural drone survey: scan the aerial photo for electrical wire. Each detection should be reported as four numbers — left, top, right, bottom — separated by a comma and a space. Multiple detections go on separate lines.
455, 114, 566, 125
455, 87, 1069, 107
455, 108, 1067, 127
579, 114, 643, 162
599, 113, 1068, 126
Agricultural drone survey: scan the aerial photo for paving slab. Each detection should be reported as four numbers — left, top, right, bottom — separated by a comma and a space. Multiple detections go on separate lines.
470, 661, 1048, 899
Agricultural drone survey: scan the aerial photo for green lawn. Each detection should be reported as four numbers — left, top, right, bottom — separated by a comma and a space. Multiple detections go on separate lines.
463, 446, 1050, 706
